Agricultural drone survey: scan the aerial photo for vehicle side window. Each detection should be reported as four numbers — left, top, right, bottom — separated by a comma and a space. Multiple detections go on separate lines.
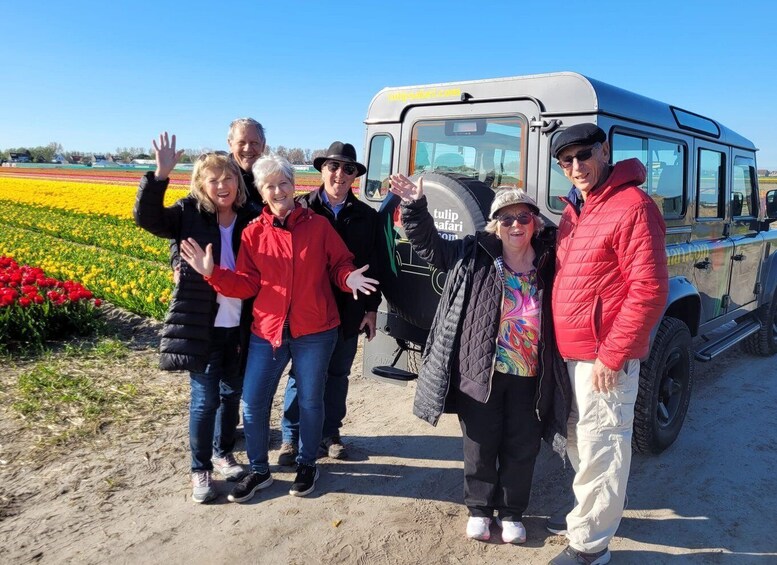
611, 133, 686, 218
697, 149, 726, 219
732, 156, 757, 218
548, 131, 571, 212
364, 134, 393, 201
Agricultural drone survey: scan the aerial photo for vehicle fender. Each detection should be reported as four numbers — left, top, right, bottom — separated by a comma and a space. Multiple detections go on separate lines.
650, 276, 701, 343
759, 244, 777, 303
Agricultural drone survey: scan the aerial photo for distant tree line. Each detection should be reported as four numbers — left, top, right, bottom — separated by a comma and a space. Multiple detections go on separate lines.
1, 142, 328, 166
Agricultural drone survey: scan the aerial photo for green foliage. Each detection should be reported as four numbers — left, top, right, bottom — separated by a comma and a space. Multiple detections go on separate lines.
12, 361, 139, 436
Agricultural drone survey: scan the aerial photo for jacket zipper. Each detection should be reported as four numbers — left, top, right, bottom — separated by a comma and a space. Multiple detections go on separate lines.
486, 257, 506, 403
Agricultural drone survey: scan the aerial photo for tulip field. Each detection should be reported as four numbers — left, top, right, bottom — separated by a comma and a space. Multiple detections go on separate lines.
0, 167, 325, 339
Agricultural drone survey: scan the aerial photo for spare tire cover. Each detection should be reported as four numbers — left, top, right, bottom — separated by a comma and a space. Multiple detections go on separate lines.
376, 172, 495, 331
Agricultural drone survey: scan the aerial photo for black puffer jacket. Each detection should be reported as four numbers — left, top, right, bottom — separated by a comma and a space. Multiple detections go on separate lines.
297, 186, 382, 337
133, 172, 259, 372
402, 196, 570, 451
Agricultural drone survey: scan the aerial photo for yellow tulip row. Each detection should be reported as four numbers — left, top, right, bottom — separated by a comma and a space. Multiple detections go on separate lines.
0, 176, 189, 220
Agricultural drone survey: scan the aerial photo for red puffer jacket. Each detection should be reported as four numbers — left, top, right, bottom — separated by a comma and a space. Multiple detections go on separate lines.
552, 158, 669, 371
206, 204, 355, 348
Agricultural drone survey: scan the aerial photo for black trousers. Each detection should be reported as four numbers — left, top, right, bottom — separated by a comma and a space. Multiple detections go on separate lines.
457, 371, 542, 521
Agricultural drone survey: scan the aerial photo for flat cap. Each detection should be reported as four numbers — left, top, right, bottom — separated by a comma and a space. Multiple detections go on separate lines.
551, 123, 607, 158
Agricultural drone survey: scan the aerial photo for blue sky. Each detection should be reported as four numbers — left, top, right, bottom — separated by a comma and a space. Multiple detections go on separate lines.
2, 1, 776, 168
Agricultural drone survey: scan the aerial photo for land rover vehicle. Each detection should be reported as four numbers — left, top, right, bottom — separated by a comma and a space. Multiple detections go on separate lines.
357, 71, 777, 454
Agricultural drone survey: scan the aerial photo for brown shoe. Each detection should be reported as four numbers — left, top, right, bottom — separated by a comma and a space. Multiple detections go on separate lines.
320, 435, 347, 459
277, 442, 297, 466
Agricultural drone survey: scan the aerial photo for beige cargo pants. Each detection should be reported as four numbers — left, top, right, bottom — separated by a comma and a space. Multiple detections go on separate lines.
565, 358, 640, 553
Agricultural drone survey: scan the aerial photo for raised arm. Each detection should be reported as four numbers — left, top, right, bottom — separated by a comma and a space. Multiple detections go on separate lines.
389, 174, 469, 271
133, 132, 186, 239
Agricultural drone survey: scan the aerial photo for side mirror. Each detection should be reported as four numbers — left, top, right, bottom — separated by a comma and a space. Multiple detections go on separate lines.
767, 189, 777, 220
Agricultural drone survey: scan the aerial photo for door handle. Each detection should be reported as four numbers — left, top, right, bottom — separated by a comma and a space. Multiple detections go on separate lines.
694, 258, 711, 270
732, 253, 745, 261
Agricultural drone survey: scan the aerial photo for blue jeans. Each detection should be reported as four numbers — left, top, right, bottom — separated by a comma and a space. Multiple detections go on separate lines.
281, 330, 358, 443
189, 326, 243, 472
242, 327, 338, 473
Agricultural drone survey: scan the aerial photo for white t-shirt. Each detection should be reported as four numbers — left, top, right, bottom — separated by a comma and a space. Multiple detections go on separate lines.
213, 218, 242, 328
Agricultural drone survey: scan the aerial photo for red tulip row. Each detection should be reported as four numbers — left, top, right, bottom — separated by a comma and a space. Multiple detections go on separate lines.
0, 255, 101, 350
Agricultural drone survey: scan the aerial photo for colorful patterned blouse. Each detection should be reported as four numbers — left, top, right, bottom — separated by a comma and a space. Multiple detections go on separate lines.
494, 261, 540, 377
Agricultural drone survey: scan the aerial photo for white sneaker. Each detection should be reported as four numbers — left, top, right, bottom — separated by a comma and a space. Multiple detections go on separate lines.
496, 517, 526, 544
212, 453, 246, 481
191, 471, 217, 503
466, 516, 491, 541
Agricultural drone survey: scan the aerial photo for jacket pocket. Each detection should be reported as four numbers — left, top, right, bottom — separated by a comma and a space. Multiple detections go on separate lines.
589, 294, 602, 352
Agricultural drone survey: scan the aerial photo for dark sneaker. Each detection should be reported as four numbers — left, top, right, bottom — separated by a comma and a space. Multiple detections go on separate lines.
547, 494, 627, 536
549, 546, 611, 565
227, 471, 273, 503
277, 442, 298, 466
289, 464, 319, 497
320, 435, 347, 459
546, 509, 568, 535
212, 453, 246, 481
191, 471, 217, 504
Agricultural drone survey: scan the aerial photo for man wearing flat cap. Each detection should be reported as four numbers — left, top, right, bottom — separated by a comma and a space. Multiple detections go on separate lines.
278, 141, 381, 464
548, 124, 668, 565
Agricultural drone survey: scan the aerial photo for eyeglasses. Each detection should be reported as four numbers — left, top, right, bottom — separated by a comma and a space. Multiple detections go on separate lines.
198, 150, 229, 161
326, 161, 357, 175
556, 143, 600, 169
498, 213, 534, 227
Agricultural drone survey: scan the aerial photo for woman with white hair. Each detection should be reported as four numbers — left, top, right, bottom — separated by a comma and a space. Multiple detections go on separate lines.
389, 174, 569, 545
182, 155, 378, 503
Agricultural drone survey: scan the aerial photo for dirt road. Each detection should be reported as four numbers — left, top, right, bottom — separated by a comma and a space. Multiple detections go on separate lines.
2, 319, 777, 564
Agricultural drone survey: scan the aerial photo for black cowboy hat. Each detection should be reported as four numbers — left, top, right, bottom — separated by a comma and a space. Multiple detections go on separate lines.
313, 141, 367, 176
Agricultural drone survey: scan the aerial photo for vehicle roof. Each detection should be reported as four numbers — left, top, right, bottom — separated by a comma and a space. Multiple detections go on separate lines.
365, 71, 755, 150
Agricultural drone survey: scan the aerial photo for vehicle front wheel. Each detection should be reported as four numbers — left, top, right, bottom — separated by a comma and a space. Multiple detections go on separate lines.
633, 317, 693, 454
742, 296, 777, 356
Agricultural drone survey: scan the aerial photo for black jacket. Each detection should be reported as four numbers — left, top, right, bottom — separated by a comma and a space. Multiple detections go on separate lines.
134, 172, 259, 372
230, 153, 264, 212
297, 186, 382, 337
401, 196, 570, 451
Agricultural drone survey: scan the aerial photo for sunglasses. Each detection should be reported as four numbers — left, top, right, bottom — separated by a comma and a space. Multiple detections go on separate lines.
556, 143, 600, 169
197, 150, 229, 161
498, 213, 534, 227
326, 161, 357, 175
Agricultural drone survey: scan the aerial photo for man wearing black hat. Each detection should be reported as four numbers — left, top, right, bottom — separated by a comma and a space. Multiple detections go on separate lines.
277, 141, 381, 464
548, 124, 668, 565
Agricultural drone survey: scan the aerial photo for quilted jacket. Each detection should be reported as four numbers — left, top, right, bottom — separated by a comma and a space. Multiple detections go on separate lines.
401, 196, 570, 450
553, 158, 669, 371
206, 203, 356, 349
133, 172, 258, 372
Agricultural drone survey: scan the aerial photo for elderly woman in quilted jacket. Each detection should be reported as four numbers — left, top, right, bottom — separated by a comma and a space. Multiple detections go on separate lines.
389, 174, 569, 545
134, 133, 259, 504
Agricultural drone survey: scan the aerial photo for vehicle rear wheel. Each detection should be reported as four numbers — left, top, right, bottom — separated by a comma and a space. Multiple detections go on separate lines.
742, 295, 777, 356
633, 317, 693, 454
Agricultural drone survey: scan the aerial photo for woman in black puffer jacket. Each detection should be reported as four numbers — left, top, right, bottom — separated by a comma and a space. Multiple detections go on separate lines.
134, 133, 258, 504
390, 174, 570, 545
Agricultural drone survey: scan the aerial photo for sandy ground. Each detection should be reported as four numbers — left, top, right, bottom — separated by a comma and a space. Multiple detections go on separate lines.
2, 312, 777, 564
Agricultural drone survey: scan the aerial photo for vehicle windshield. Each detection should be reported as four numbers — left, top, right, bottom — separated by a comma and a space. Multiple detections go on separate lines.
410, 117, 526, 189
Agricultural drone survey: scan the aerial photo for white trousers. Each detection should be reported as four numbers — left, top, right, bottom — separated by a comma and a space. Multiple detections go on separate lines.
565, 358, 639, 553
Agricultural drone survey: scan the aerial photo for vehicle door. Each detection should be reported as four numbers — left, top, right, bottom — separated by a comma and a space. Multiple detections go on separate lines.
691, 141, 734, 324
726, 153, 764, 311
368, 100, 541, 333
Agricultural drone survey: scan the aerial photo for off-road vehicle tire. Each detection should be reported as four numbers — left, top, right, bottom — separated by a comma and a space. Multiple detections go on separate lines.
378, 172, 494, 330
742, 296, 777, 356
633, 317, 693, 454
